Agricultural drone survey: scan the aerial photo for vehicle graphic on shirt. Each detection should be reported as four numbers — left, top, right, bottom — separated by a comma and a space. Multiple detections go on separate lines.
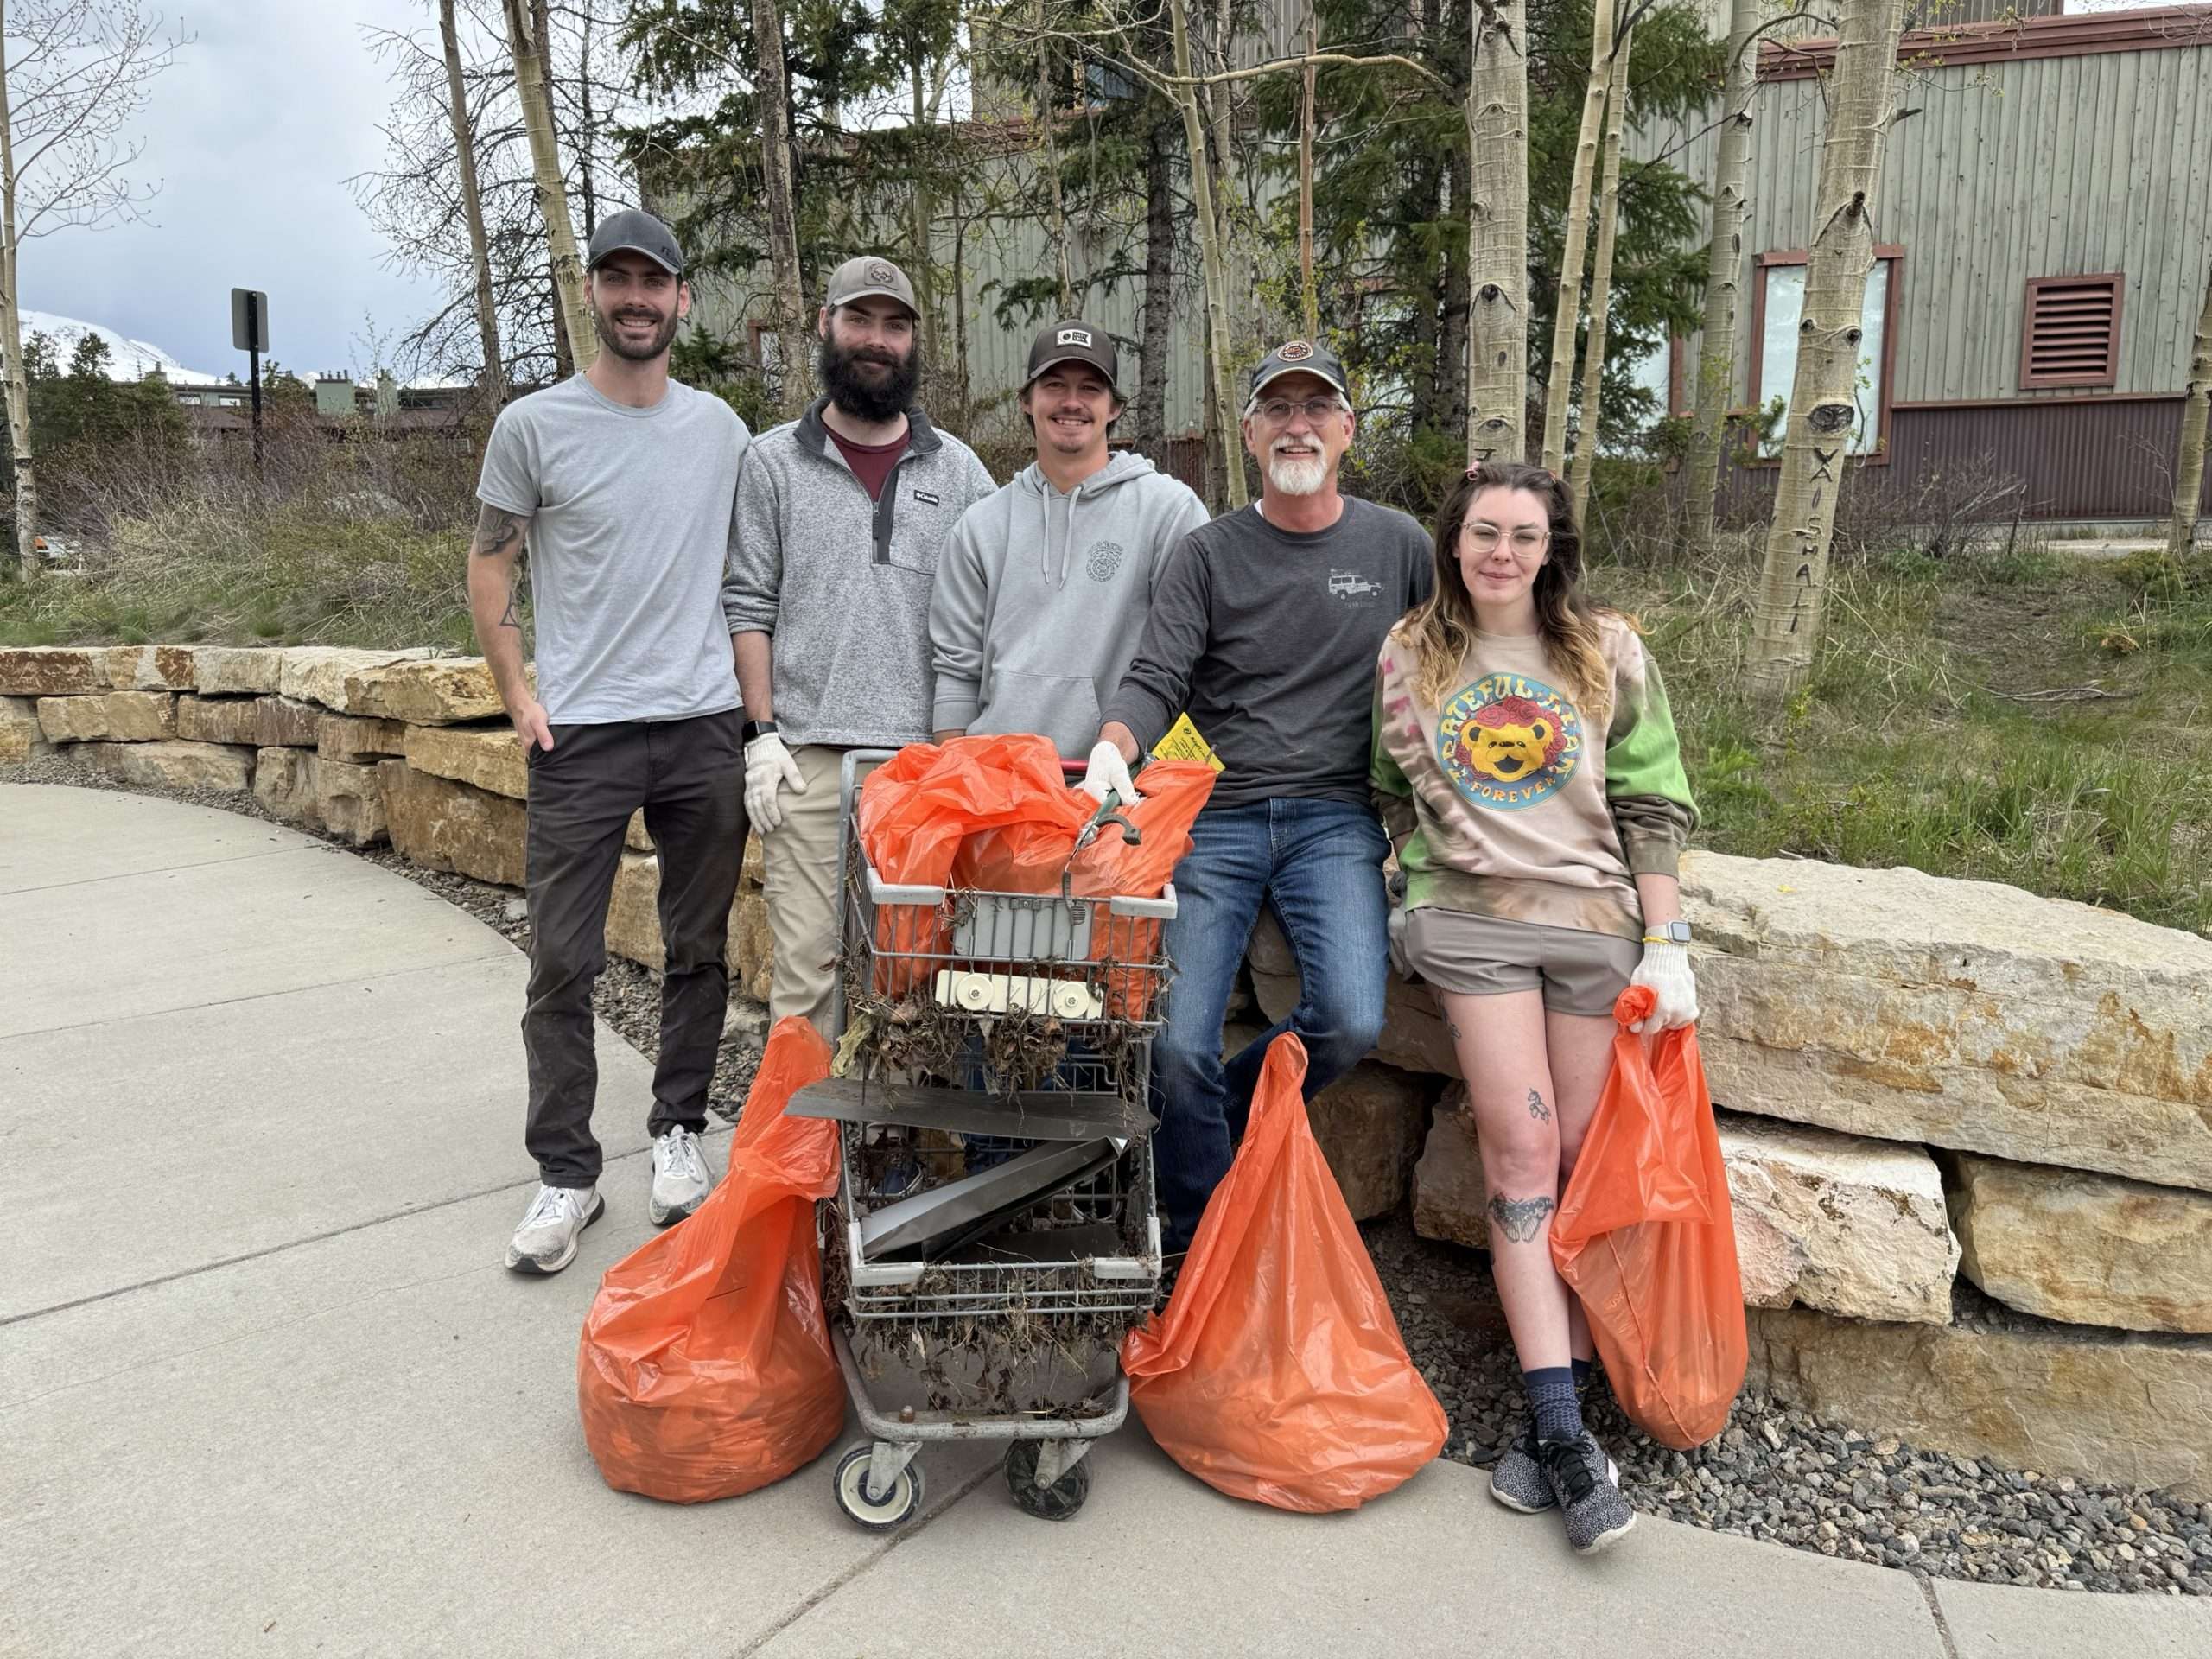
1328, 569, 1380, 601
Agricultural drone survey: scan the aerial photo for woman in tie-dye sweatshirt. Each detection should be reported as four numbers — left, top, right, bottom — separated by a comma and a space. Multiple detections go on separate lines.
1369, 461, 1700, 1558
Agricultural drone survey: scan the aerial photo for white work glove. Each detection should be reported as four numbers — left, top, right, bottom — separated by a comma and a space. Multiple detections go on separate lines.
1080, 738, 1142, 806
744, 732, 806, 833
1628, 940, 1699, 1033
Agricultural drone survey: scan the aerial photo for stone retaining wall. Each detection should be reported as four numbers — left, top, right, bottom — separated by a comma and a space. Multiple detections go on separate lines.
0, 645, 770, 995
7, 642, 2208, 1497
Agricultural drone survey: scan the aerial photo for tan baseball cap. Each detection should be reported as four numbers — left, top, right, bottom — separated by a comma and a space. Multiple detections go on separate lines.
824, 255, 919, 319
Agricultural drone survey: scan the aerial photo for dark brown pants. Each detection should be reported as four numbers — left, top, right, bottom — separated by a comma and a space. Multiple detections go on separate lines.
522, 709, 746, 1187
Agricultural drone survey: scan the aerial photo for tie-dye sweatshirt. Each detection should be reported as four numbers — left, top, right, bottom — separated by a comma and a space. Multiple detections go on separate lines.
1369, 616, 1699, 941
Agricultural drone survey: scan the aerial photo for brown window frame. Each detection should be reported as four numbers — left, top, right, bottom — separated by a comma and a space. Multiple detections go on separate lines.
2019, 273, 2123, 391
1745, 245, 1905, 467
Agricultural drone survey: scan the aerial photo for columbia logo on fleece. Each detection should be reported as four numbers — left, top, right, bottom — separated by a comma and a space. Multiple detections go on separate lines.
913, 490, 940, 505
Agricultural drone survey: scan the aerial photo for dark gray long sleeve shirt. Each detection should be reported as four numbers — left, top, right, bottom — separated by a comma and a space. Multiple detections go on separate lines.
1101, 497, 1433, 810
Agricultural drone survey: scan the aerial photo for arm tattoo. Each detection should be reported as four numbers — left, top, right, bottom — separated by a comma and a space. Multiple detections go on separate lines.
1446, 1020, 1463, 1041
1527, 1088, 1551, 1123
1487, 1192, 1555, 1243
498, 578, 522, 632
472, 502, 527, 560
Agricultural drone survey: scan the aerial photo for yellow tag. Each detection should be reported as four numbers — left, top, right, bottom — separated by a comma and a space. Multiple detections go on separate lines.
1152, 712, 1224, 772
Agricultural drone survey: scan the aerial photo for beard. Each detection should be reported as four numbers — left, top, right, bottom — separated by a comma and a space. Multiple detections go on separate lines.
818, 331, 920, 422
1267, 442, 1330, 496
590, 298, 679, 363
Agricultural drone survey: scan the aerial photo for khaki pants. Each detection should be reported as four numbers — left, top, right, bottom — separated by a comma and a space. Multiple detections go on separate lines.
762, 744, 879, 1031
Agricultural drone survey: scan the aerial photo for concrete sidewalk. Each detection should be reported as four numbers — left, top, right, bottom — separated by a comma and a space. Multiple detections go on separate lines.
3, 781, 2205, 1658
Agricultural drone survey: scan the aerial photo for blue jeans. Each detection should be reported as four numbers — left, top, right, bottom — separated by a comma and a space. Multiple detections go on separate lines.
1152, 798, 1391, 1251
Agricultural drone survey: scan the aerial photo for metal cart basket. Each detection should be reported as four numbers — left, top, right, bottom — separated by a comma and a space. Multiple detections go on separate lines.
789, 749, 1174, 1529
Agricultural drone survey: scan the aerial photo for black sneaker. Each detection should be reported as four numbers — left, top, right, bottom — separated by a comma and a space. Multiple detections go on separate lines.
1540, 1431, 1635, 1554
1487, 1419, 1556, 1513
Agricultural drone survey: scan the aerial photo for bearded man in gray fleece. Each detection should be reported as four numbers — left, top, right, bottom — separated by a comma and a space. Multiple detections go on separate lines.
724, 255, 996, 1032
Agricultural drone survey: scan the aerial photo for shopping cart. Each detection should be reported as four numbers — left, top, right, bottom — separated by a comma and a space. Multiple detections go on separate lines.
787, 748, 1173, 1529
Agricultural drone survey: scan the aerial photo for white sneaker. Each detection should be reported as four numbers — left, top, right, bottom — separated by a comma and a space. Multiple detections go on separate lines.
504, 1183, 604, 1274
649, 1126, 712, 1226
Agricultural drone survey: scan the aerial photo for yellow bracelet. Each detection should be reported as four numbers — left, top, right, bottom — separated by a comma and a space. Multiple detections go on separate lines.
1642, 934, 1681, 945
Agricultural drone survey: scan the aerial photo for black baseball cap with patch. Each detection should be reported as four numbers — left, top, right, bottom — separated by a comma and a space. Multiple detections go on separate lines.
586, 209, 684, 276
1249, 339, 1350, 402
1025, 320, 1119, 391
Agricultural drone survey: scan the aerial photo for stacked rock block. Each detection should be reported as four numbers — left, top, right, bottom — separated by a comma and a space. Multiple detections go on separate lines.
1249, 854, 2212, 1498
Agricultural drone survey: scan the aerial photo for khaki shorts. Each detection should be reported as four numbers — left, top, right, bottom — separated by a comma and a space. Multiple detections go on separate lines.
1393, 906, 1639, 1017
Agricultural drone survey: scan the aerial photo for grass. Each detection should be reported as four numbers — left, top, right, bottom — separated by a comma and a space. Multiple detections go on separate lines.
1599, 534, 2212, 938
7, 478, 2209, 938
0, 499, 480, 654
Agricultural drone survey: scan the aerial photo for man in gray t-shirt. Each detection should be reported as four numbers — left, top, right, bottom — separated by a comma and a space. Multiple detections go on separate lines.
469, 209, 751, 1276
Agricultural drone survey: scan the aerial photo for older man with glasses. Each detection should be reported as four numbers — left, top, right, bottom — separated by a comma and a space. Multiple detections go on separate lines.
1085, 340, 1433, 1253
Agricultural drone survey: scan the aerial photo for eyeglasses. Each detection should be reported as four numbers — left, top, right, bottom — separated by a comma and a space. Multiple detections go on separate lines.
1254, 396, 1344, 426
1459, 524, 1550, 556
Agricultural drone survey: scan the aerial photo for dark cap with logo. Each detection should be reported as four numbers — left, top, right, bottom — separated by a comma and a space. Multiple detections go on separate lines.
1249, 339, 1350, 403
1024, 320, 1119, 391
586, 209, 684, 276
825, 255, 920, 319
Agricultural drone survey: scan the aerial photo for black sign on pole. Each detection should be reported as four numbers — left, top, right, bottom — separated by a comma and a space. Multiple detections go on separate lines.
231, 289, 270, 472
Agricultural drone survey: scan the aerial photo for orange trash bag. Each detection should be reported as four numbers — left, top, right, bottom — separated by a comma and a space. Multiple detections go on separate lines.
857, 735, 1092, 994
1121, 1034, 1447, 1512
576, 1018, 845, 1503
1550, 987, 1747, 1451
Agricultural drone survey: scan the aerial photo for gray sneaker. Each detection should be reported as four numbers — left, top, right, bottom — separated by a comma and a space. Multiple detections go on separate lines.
1540, 1431, 1635, 1554
505, 1183, 605, 1274
649, 1126, 712, 1225
1487, 1420, 1555, 1513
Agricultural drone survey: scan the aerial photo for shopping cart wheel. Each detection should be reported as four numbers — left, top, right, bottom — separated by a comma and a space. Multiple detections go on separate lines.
1004, 1440, 1091, 1521
833, 1444, 925, 1531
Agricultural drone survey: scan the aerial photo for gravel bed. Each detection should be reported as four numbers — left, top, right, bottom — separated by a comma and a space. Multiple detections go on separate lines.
1369, 1217, 2212, 1597
14, 756, 2209, 1595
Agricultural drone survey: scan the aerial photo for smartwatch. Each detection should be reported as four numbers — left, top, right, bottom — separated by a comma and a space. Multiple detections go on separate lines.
741, 719, 779, 745
1647, 920, 1692, 944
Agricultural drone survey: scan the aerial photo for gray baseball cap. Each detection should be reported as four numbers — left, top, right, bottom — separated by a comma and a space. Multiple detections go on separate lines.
1249, 339, 1351, 402
825, 255, 920, 319
586, 209, 684, 276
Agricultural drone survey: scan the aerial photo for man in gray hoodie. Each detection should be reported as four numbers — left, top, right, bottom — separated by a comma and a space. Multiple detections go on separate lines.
725, 256, 997, 1031
929, 321, 1206, 755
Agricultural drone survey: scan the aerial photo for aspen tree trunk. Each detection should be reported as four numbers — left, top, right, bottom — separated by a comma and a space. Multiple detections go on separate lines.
909, 50, 939, 365
0, 21, 35, 580
2169, 251, 2212, 560
1567, 27, 1633, 523
1033, 5, 1074, 314
1465, 0, 1529, 465
502, 0, 595, 372
441, 0, 505, 411
1682, 0, 1760, 561
751, 0, 806, 416
1540, 0, 1617, 473
1745, 0, 1909, 700
1169, 0, 1247, 509
1299, 7, 1319, 339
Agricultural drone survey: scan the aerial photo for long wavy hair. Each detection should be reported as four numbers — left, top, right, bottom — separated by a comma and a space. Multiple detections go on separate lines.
1397, 461, 1624, 715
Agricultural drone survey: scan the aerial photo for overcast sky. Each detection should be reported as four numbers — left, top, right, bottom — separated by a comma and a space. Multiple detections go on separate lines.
19, 0, 430, 382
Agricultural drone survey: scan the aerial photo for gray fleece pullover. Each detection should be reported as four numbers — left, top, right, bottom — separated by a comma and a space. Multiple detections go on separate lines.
723, 397, 996, 748
928, 450, 1207, 757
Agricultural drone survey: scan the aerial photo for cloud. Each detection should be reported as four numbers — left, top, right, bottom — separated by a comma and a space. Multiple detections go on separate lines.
16, 0, 434, 380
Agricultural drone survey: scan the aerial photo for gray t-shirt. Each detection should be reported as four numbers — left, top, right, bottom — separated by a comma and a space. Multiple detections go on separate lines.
1102, 496, 1433, 810
477, 375, 748, 725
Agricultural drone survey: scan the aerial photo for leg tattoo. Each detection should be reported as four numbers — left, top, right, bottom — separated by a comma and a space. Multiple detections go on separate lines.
1487, 1192, 1556, 1243
1527, 1087, 1551, 1123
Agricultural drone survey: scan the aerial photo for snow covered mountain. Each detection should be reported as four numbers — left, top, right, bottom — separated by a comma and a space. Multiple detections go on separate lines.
17, 309, 220, 385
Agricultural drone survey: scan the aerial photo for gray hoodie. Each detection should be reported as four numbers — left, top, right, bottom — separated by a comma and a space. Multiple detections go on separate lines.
929, 450, 1207, 757
724, 397, 997, 748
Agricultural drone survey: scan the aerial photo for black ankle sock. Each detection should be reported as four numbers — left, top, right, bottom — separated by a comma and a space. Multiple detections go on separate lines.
1523, 1365, 1583, 1445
